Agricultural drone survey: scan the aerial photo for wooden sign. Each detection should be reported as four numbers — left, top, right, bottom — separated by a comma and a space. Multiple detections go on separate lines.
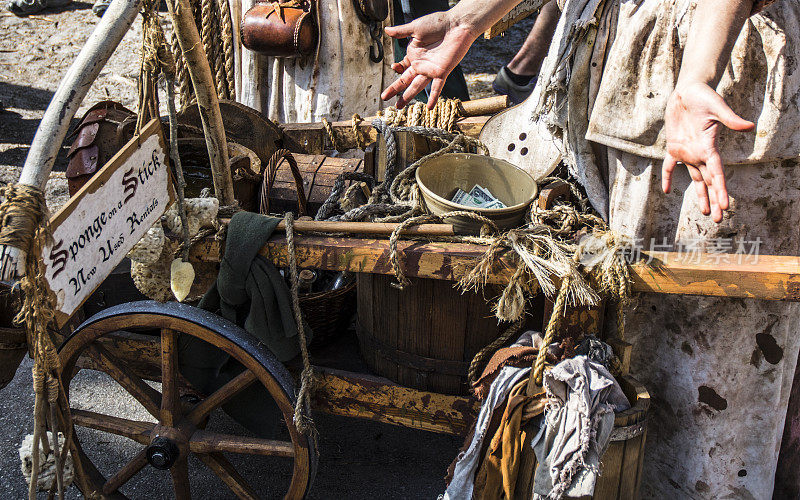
42, 119, 173, 326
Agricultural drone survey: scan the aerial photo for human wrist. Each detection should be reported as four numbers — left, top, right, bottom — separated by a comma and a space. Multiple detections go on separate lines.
446, 4, 486, 40
447, 0, 519, 39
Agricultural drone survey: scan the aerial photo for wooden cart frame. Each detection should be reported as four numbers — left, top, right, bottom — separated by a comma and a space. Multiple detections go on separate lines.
4, 0, 800, 497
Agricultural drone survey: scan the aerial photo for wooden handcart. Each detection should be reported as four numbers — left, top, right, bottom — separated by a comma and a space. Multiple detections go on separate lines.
4, 1, 800, 498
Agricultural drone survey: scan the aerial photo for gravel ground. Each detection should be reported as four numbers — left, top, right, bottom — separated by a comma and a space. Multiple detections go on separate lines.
1, 355, 464, 499
0, 3, 533, 498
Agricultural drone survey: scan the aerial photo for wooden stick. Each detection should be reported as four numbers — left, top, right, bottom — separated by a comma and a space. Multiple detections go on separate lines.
166, 0, 236, 206
19, 0, 143, 189
273, 220, 455, 236
458, 95, 509, 116
1, 0, 142, 281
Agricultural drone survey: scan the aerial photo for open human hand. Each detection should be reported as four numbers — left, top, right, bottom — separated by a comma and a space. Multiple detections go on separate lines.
380, 12, 477, 109
662, 81, 755, 222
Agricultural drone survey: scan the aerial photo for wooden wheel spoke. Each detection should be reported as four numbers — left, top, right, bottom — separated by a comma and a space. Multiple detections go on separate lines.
185, 370, 258, 426
197, 452, 259, 500
189, 430, 295, 458
72, 408, 153, 446
170, 457, 191, 500
102, 448, 148, 495
161, 328, 181, 427
88, 344, 162, 418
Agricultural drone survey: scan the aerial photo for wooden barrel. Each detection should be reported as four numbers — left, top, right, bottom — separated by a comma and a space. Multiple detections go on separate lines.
356, 273, 503, 395
593, 375, 650, 499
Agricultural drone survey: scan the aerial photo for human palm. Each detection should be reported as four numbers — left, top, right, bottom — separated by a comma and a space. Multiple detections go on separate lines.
662, 81, 754, 222
381, 13, 477, 108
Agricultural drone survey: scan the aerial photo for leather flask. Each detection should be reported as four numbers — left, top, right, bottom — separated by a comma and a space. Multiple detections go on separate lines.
241, 1, 318, 58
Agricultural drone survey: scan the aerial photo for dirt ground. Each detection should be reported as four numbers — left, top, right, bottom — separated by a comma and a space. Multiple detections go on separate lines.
0, 3, 533, 498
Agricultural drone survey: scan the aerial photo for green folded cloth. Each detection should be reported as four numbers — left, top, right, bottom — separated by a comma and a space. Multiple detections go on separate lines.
179, 211, 308, 437
199, 210, 305, 361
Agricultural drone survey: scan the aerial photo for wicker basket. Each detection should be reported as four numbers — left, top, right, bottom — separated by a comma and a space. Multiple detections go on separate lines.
301, 280, 357, 348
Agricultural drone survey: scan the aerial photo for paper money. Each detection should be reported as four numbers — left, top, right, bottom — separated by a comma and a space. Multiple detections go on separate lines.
470, 185, 507, 209
451, 188, 482, 208
451, 185, 507, 209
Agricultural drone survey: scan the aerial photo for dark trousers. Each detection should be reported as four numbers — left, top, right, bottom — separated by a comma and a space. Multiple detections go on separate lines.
391, 0, 470, 102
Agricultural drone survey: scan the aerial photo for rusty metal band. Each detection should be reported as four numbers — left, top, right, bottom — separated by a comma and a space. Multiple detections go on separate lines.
609, 419, 646, 441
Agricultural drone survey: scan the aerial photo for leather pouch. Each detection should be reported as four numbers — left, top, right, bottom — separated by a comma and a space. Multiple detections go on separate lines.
66, 101, 135, 196
352, 0, 388, 23
241, 0, 318, 58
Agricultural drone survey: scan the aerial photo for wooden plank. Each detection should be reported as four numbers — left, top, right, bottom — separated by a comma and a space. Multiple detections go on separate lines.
629, 252, 800, 301
593, 440, 624, 499
187, 235, 800, 301
311, 367, 480, 435
618, 434, 644, 499
280, 114, 489, 156
485, 0, 546, 39
355, 274, 375, 369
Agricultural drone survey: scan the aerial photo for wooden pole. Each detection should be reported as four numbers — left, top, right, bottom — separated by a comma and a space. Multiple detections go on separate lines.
18, 0, 143, 190
166, 0, 236, 206
1, 0, 143, 281
273, 220, 455, 237
458, 95, 509, 117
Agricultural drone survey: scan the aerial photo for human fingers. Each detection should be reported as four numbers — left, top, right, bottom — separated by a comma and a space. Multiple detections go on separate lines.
392, 60, 408, 75
427, 78, 445, 109
706, 88, 755, 132
705, 178, 723, 222
381, 66, 417, 102
400, 74, 431, 108
705, 150, 729, 211
662, 152, 678, 194
687, 165, 711, 215
385, 22, 415, 40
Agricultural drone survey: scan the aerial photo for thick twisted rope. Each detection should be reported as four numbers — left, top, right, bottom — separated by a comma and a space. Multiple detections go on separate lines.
321, 117, 338, 152
378, 99, 462, 131
0, 185, 72, 500
284, 213, 316, 436
200, 0, 217, 90
315, 171, 375, 221
532, 275, 572, 387
217, 0, 236, 98
351, 114, 365, 149
388, 211, 499, 289
211, 0, 229, 99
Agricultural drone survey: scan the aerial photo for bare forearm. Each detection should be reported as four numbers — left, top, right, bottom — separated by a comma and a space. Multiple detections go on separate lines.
677, 0, 751, 87
448, 0, 537, 37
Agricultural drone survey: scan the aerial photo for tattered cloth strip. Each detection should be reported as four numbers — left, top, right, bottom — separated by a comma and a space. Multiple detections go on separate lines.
473, 378, 548, 500
445, 364, 532, 500
532, 355, 630, 499
0, 184, 72, 500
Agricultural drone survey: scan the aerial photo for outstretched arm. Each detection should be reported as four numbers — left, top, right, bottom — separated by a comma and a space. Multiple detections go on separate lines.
381, 0, 525, 108
662, 0, 755, 223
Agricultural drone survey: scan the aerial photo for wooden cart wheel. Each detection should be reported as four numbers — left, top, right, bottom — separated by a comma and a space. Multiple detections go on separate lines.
58, 301, 317, 499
